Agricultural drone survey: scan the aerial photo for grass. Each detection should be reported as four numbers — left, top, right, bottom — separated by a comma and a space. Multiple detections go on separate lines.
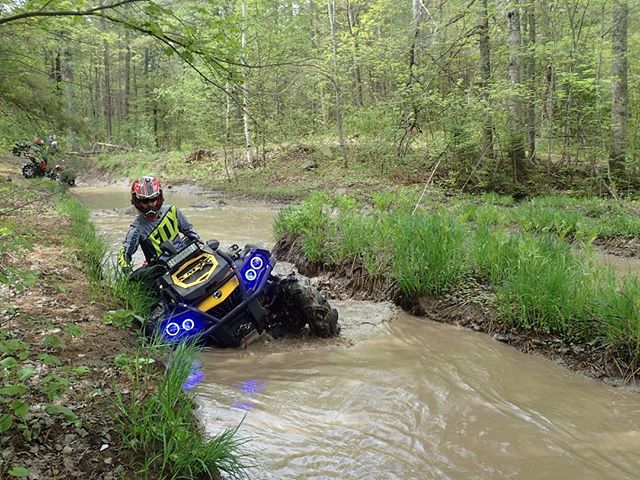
275, 193, 640, 367
113, 341, 249, 480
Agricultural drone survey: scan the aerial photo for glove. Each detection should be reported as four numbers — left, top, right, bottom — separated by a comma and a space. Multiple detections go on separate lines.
117, 247, 132, 274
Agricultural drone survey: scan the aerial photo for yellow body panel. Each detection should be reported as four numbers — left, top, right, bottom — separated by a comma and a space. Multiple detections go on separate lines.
197, 276, 240, 311
172, 252, 218, 288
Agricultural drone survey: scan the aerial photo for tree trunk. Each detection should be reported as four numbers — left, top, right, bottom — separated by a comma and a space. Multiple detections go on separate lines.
609, 0, 628, 178
61, 43, 78, 149
526, 1, 536, 162
99, 0, 112, 139
328, 0, 346, 165
478, 0, 494, 161
241, 0, 255, 167
124, 33, 131, 120
506, 0, 526, 182
347, 1, 363, 107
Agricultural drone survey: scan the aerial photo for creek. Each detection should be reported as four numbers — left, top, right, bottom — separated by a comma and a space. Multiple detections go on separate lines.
73, 185, 640, 480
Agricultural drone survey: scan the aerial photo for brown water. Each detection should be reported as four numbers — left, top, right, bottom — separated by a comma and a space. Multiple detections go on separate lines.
596, 252, 640, 279
73, 186, 640, 480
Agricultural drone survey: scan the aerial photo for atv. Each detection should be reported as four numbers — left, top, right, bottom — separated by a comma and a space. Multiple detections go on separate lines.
13, 140, 76, 185
141, 239, 340, 347
20, 157, 75, 185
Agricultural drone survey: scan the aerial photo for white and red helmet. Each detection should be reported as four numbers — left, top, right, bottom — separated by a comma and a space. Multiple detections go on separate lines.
131, 176, 164, 220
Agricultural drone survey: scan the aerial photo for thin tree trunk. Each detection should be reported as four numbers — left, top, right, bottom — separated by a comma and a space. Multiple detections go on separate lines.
62, 44, 78, 149
506, 0, 526, 182
347, 1, 363, 107
328, 0, 346, 165
124, 32, 131, 120
397, 0, 424, 158
241, 0, 255, 167
526, 0, 536, 162
595, 1, 607, 168
478, 0, 494, 161
99, 0, 112, 139
609, 0, 628, 178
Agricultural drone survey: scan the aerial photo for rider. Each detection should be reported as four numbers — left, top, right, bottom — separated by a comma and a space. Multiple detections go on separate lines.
118, 176, 202, 278
29, 136, 48, 171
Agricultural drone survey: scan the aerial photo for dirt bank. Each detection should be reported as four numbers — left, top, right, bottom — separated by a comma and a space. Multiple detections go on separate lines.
0, 173, 153, 478
273, 235, 640, 391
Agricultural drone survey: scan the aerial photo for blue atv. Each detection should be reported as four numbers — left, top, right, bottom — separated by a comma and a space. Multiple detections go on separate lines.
143, 240, 340, 347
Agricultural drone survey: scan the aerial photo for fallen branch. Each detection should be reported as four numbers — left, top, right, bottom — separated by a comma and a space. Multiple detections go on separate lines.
94, 142, 135, 151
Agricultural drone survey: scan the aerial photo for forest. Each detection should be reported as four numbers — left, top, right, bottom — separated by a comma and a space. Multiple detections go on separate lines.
3, 2, 640, 478
0, 0, 637, 193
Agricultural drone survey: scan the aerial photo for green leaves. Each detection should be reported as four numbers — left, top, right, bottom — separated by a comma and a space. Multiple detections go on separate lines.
0, 384, 28, 396
10, 399, 28, 420
63, 324, 85, 338
42, 334, 61, 349
102, 309, 143, 329
44, 404, 77, 422
0, 339, 29, 357
8, 467, 30, 478
0, 413, 13, 433
17, 366, 36, 382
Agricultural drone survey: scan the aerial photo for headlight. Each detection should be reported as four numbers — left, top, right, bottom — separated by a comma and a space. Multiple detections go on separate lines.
165, 322, 180, 337
250, 256, 264, 270
182, 319, 195, 331
244, 269, 257, 281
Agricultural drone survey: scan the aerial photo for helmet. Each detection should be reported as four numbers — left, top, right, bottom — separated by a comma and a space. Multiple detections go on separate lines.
131, 176, 164, 220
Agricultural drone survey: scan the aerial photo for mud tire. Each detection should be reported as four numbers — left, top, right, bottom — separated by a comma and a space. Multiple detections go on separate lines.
21, 163, 36, 179
270, 274, 340, 338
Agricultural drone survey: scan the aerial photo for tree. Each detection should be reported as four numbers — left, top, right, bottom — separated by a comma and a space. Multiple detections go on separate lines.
478, 0, 494, 161
327, 0, 346, 164
609, 0, 628, 178
505, 0, 527, 182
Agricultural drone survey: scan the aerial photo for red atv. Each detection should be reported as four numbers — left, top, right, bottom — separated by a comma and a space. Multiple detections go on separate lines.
14, 140, 75, 185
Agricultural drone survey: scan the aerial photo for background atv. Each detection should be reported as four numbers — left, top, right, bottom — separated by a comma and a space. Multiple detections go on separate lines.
13, 140, 76, 185
142, 239, 339, 347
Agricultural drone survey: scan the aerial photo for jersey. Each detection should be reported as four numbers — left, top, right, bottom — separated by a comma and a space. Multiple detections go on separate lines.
118, 204, 200, 269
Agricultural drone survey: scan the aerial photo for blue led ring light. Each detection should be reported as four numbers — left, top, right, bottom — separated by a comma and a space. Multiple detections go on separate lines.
249, 256, 264, 270
182, 318, 195, 331
166, 322, 180, 337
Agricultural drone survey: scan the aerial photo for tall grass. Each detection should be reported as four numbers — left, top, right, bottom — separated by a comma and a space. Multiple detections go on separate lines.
57, 196, 106, 286
276, 194, 640, 364
274, 192, 337, 262
593, 274, 640, 364
473, 232, 595, 334
114, 341, 249, 480
390, 212, 468, 295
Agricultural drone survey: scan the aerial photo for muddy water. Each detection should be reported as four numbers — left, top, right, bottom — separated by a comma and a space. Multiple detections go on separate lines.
73, 186, 640, 480
596, 252, 640, 279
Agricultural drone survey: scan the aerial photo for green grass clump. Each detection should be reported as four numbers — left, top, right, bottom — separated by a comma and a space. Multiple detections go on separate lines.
390, 212, 468, 295
114, 341, 248, 479
485, 234, 594, 335
592, 274, 640, 364
58, 196, 106, 285
274, 192, 336, 262
329, 212, 391, 275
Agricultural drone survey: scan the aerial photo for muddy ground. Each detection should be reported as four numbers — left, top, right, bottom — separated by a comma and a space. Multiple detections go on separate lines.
0, 173, 152, 478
